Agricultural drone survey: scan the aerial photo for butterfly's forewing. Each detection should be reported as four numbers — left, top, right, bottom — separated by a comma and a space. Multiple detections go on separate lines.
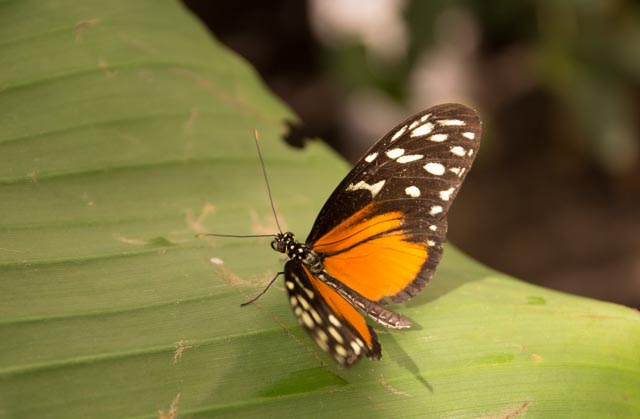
306, 103, 482, 303
284, 260, 381, 367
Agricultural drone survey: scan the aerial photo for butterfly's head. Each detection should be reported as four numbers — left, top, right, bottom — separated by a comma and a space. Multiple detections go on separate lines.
271, 232, 296, 254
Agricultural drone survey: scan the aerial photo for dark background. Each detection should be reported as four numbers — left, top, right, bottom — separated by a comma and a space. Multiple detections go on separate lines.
183, 0, 640, 308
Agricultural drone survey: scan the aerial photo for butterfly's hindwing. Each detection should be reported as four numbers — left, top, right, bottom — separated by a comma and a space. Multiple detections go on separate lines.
318, 271, 413, 329
284, 260, 381, 368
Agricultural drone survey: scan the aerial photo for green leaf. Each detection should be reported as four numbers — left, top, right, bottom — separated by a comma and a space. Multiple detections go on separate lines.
1, 1, 638, 418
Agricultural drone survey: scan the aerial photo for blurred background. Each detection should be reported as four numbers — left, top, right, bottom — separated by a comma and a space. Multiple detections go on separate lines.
183, 0, 640, 308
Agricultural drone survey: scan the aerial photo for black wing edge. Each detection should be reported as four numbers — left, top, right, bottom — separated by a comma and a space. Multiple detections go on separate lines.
391, 104, 482, 302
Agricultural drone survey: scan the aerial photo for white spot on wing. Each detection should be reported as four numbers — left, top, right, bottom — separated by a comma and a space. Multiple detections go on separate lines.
346, 180, 386, 198
420, 113, 432, 122
386, 148, 405, 159
328, 314, 341, 327
438, 119, 466, 126
390, 125, 407, 141
303, 287, 314, 299
462, 131, 476, 140
410, 122, 434, 137
424, 162, 445, 176
317, 329, 329, 343
427, 240, 436, 246
310, 308, 322, 324
450, 146, 466, 156
365, 152, 378, 163
430, 205, 443, 216
429, 133, 448, 142
315, 336, 329, 351
291, 273, 304, 289
408, 120, 420, 130
328, 326, 344, 343
405, 186, 421, 197
439, 187, 455, 201
429, 225, 438, 231
297, 295, 310, 310
301, 312, 314, 328
449, 167, 461, 175
396, 154, 423, 163
335, 345, 348, 357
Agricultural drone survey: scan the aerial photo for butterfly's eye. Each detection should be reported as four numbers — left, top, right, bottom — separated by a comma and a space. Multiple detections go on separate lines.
271, 239, 284, 253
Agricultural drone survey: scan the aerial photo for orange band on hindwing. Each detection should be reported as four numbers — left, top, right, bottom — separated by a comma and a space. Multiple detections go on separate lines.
302, 266, 377, 350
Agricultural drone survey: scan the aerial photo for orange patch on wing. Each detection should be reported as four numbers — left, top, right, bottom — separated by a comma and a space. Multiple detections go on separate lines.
313, 204, 428, 301
314, 205, 403, 251
304, 266, 375, 348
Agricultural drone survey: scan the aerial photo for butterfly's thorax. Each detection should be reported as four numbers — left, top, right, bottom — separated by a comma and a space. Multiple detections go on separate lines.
271, 232, 323, 273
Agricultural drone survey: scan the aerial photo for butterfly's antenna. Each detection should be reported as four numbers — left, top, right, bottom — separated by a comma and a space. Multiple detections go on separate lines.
195, 130, 282, 239
198, 130, 284, 307
240, 272, 283, 307
196, 233, 273, 239
253, 128, 283, 234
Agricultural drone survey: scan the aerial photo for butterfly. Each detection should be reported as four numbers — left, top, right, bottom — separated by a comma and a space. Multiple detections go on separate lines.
267, 103, 481, 367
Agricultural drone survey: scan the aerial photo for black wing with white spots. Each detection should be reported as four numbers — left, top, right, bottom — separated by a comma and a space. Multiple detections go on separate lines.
306, 103, 482, 302
284, 260, 381, 367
